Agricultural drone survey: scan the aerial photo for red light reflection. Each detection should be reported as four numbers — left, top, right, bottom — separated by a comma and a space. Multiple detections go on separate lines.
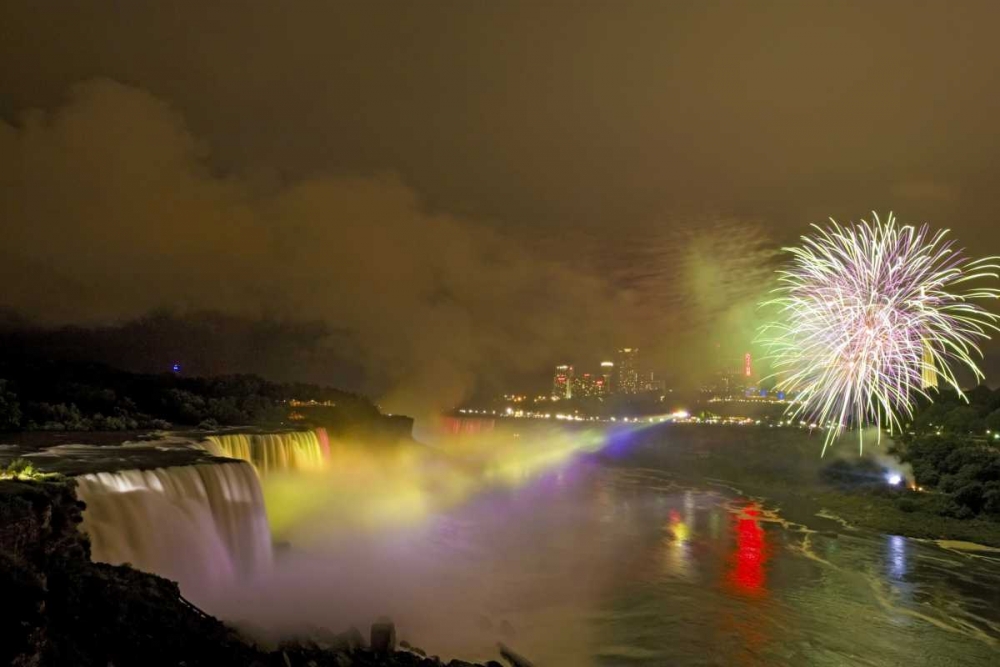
727, 504, 769, 597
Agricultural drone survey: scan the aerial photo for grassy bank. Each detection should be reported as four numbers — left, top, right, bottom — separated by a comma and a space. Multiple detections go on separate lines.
810, 490, 1000, 546
612, 423, 1000, 547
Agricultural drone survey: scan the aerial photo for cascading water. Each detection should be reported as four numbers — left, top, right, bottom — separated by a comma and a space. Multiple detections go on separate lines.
202, 428, 329, 475
441, 416, 496, 436
76, 461, 273, 596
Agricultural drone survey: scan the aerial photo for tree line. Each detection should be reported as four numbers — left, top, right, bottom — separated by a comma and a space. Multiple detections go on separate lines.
0, 354, 378, 432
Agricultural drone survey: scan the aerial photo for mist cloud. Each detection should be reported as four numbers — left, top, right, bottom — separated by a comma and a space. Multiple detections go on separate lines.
0, 80, 636, 415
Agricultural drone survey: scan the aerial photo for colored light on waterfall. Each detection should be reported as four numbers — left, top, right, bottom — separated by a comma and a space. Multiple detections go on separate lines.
76, 462, 273, 596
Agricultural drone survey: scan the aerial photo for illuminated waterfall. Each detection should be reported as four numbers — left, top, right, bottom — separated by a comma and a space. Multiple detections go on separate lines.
202, 428, 329, 475
441, 416, 496, 436
76, 461, 272, 594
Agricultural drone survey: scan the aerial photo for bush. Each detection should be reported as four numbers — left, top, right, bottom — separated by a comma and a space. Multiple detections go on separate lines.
895, 397, 1000, 520
0, 379, 22, 430
0, 353, 379, 432
1, 458, 45, 480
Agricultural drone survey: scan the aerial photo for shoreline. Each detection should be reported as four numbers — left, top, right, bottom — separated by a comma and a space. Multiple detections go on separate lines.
809, 490, 1000, 548
606, 423, 1000, 549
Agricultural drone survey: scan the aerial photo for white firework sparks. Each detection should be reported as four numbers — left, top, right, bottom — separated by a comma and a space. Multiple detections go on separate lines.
760, 212, 1000, 453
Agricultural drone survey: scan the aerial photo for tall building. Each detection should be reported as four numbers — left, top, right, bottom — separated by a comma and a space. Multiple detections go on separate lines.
615, 348, 639, 394
572, 373, 601, 397
600, 361, 614, 394
552, 364, 574, 399
640, 371, 666, 394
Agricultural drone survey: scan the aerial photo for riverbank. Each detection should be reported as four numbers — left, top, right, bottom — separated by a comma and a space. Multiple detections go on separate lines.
0, 477, 506, 667
809, 490, 1000, 547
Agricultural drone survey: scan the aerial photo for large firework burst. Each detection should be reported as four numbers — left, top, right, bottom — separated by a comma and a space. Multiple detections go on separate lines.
760, 213, 999, 453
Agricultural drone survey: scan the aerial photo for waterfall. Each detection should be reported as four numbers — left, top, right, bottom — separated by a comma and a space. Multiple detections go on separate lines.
76, 461, 273, 595
202, 428, 329, 475
441, 416, 497, 436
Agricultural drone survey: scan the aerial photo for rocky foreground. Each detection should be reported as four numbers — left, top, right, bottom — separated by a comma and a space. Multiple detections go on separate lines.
0, 478, 526, 667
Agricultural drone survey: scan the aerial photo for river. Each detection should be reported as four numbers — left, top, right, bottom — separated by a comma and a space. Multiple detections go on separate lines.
194, 422, 1000, 666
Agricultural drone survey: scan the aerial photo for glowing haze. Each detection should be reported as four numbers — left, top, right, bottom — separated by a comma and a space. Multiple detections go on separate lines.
760, 214, 1000, 451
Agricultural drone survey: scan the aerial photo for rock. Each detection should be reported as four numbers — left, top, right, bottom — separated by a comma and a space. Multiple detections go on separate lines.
447, 660, 481, 667
370, 618, 396, 654
400, 640, 412, 649
498, 643, 535, 667
485, 662, 505, 667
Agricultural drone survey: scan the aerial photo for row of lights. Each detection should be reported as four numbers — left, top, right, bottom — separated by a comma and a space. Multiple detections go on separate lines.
457, 408, 817, 429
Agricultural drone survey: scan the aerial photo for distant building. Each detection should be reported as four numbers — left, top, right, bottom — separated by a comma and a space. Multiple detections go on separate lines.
639, 371, 666, 394
552, 364, 574, 399
600, 361, 614, 393
572, 373, 601, 397
601, 361, 615, 394
702, 351, 754, 398
615, 348, 639, 394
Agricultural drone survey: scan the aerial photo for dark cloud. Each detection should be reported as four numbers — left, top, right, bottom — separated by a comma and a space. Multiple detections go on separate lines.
4, 1, 1000, 236
1, 2, 999, 404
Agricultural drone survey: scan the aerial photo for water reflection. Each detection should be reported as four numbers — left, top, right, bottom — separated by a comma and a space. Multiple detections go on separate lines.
664, 508, 694, 581
727, 504, 769, 597
888, 535, 907, 581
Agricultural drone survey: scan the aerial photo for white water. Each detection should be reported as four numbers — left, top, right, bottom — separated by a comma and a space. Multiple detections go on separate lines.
202, 429, 329, 475
76, 461, 273, 597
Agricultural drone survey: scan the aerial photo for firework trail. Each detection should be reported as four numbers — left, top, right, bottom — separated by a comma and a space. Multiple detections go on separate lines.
760, 213, 1000, 453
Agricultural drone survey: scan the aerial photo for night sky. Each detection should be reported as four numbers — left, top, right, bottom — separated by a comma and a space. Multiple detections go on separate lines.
2, 1, 1000, 413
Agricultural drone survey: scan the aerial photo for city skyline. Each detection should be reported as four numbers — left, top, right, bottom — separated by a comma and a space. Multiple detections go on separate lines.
549, 347, 674, 400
